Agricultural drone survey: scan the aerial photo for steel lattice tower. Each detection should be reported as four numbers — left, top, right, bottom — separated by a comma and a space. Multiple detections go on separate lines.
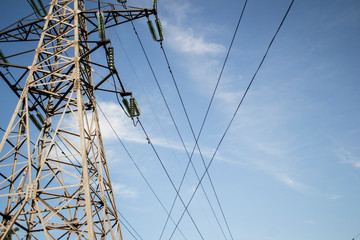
0, 0, 156, 238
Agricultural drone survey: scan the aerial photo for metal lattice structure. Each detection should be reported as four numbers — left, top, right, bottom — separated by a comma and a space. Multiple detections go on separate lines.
0, 0, 155, 239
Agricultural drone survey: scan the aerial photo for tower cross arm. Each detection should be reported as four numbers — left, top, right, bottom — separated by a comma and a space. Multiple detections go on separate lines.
0, 7, 156, 42
0, 18, 44, 42
81, 7, 156, 35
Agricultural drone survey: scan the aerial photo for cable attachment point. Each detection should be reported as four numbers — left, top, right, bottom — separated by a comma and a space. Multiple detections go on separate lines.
36, 112, 46, 125
97, 11, 106, 40
155, 18, 165, 41
122, 97, 141, 118
147, 20, 158, 41
0, 49, 9, 69
147, 18, 165, 42
107, 46, 115, 72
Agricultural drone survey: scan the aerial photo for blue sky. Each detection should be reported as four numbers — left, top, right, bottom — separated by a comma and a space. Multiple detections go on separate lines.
0, 0, 359, 239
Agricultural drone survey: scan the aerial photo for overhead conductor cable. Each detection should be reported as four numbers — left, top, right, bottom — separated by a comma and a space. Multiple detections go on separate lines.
37, 0, 47, 16
29, 114, 42, 131
167, 1, 296, 239
27, 0, 47, 17
27, 0, 41, 17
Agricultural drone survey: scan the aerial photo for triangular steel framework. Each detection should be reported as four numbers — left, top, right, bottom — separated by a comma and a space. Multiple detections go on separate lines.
0, 0, 155, 239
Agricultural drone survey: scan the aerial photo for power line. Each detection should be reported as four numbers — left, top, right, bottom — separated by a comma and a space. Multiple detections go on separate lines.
122, 8, 234, 239
110, 27, 185, 166
157, 0, 249, 236
130, 25, 224, 239
96, 102, 188, 240
110, 27, 198, 221
192, 0, 249, 153
167, 0, 295, 239
118, 211, 143, 240
158, 45, 230, 240
353, 231, 360, 240
156, 44, 230, 239
137, 118, 205, 240
119, 218, 141, 240
122, 8, 211, 239
111, 27, 211, 240
102, 100, 200, 239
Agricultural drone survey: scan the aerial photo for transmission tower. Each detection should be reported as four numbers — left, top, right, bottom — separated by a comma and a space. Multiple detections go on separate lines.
0, 0, 158, 239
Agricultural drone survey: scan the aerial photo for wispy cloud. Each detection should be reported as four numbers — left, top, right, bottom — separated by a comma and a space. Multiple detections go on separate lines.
165, 23, 225, 55
219, 133, 310, 193
251, 157, 310, 193
162, 0, 192, 23
97, 101, 146, 144
247, 142, 310, 193
98, 101, 224, 163
98, 100, 191, 150
161, 0, 225, 56
160, 0, 245, 106
306, 219, 316, 225
217, 98, 311, 193
334, 146, 360, 169
215, 88, 244, 105
330, 194, 343, 200
112, 183, 138, 199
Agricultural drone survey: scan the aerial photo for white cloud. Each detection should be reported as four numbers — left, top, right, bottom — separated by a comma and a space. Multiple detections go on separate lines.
112, 183, 138, 199
97, 101, 146, 144
215, 88, 244, 105
166, 24, 226, 55
98, 101, 227, 163
330, 194, 343, 200
251, 157, 309, 193
220, 103, 311, 193
334, 146, 360, 169
277, 175, 309, 192
162, 0, 192, 23
245, 137, 310, 192
161, 0, 225, 56
306, 219, 316, 225
151, 0, 231, 102
97, 101, 185, 150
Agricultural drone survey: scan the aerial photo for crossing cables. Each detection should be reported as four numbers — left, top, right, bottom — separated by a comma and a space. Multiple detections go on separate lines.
157, 0, 249, 239
122, 3, 234, 239
120, 5, 212, 239
166, 0, 296, 239
96, 102, 188, 240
